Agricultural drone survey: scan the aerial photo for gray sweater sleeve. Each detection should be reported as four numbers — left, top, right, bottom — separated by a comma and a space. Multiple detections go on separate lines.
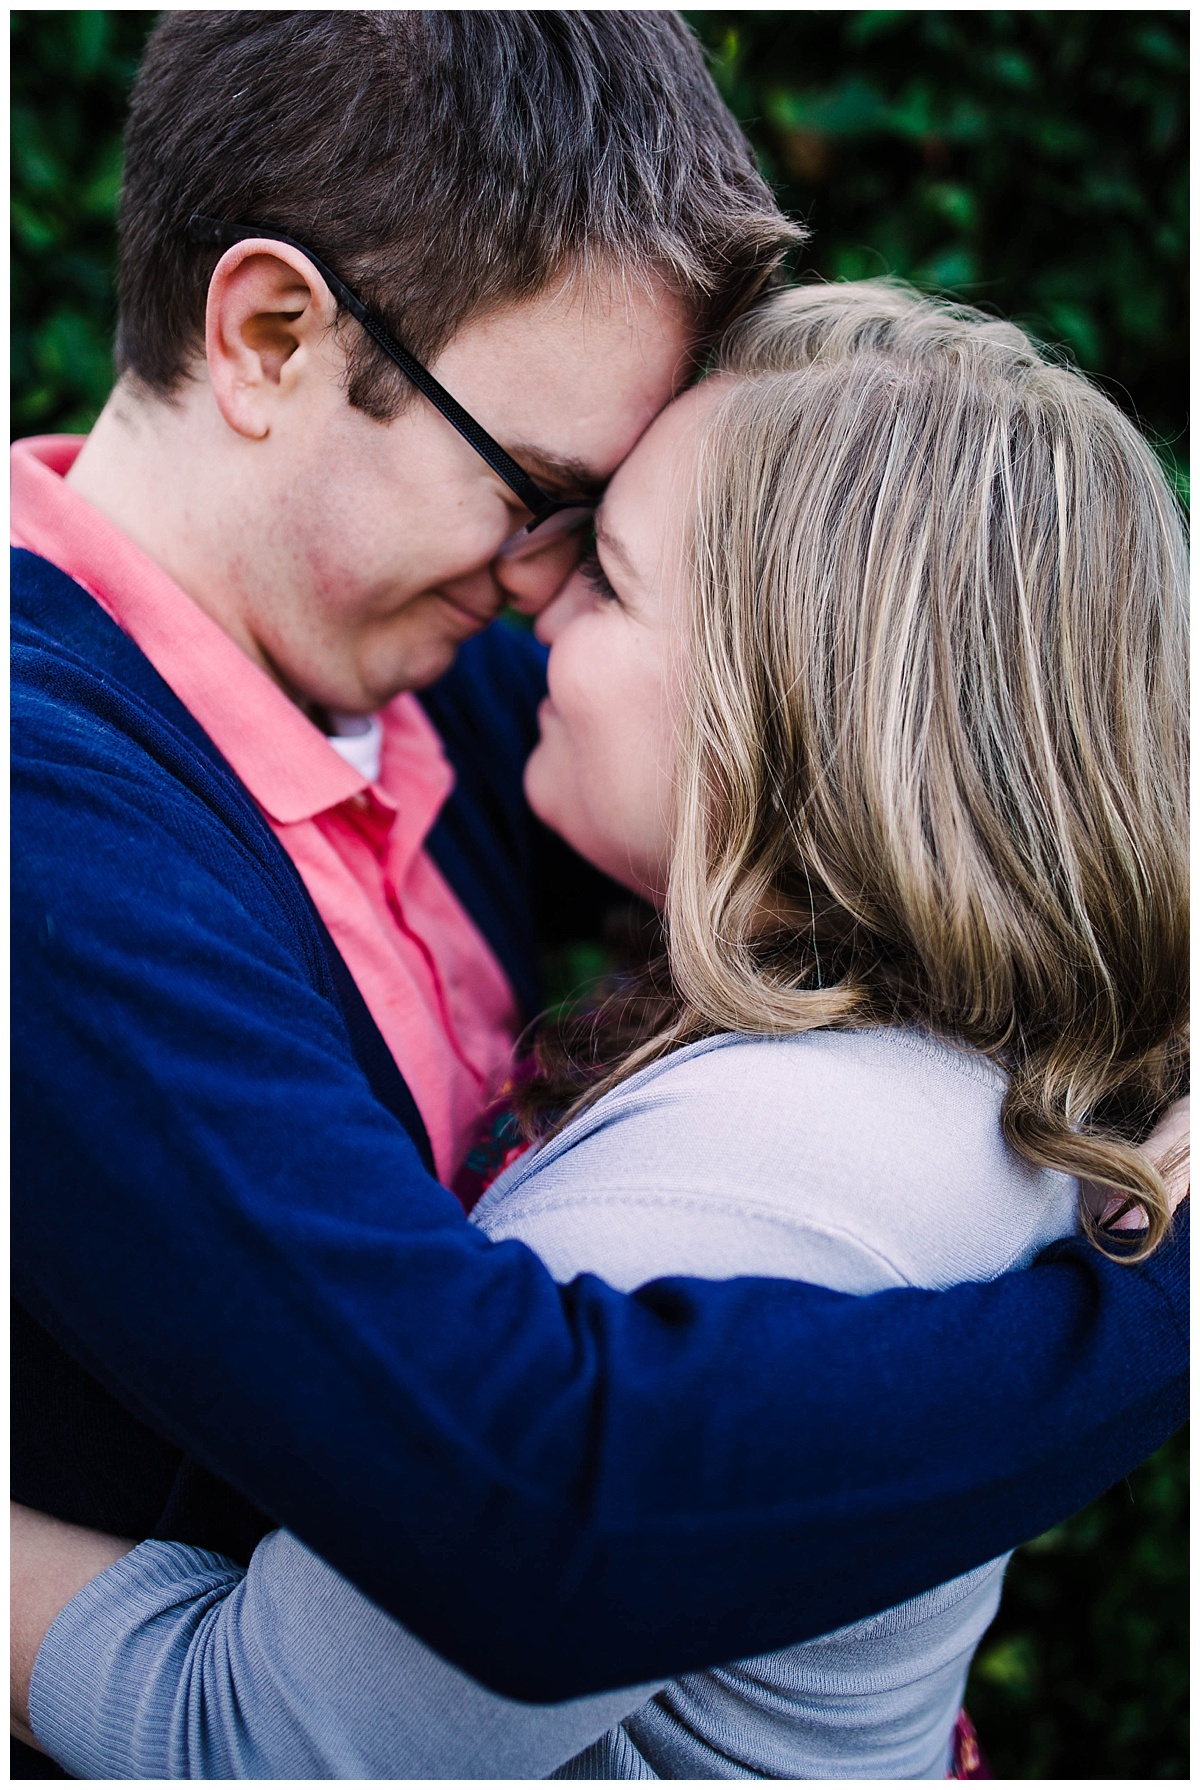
29, 1532, 659, 1780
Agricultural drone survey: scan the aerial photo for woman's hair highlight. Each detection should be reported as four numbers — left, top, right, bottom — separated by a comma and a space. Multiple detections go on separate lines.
526, 281, 1189, 1259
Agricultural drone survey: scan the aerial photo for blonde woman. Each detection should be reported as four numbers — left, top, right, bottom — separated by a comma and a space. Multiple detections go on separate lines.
14, 283, 1188, 1779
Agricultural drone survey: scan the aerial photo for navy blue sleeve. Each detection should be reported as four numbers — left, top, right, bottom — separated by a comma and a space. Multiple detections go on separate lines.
12, 637, 1187, 1704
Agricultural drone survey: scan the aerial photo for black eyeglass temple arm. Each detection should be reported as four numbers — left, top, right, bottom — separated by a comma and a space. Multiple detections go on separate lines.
186, 213, 561, 527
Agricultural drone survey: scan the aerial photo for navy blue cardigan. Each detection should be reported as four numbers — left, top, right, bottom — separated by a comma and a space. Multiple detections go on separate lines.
11, 547, 1187, 1703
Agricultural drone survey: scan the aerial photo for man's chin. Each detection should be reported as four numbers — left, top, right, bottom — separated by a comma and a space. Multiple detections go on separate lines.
401, 603, 499, 691
400, 633, 473, 693
342, 595, 502, 704
349, 624, 478, 706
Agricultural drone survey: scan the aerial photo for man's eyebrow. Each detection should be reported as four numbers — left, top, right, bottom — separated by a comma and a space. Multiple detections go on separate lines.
505, 444, 608, 502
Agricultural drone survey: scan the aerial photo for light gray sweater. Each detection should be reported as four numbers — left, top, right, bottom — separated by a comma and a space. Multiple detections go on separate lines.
30, 1027, 1079, 1779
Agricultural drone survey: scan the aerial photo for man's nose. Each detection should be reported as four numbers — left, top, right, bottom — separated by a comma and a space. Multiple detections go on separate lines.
493, 530, 585, 616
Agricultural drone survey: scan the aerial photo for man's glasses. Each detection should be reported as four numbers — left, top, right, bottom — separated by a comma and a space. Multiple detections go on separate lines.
187, 215, 595, 562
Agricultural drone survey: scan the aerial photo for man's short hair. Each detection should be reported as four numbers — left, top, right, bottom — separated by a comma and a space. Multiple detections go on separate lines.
117, 10, 804, 417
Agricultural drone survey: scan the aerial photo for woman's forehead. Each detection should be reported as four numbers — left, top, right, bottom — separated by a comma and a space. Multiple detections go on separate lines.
604, 377, 730, 516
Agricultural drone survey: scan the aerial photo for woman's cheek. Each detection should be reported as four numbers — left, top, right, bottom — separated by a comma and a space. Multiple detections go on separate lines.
521, 734, 557, 828
543, 620, 594, 718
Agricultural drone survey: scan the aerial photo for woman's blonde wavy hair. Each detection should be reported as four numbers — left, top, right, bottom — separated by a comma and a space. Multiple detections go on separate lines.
525, 280, 1189, 1259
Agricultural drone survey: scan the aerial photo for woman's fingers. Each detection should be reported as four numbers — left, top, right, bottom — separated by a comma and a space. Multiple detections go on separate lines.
1091, 1096, 1190, 1231
1142, 1095, 1190, 1212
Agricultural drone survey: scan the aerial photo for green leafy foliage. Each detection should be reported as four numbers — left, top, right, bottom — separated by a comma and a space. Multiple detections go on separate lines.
686, 9, 1188, 491
967, 1427, 1189, 1778
11, 13, 1189, 1778
11, 10, 155, 436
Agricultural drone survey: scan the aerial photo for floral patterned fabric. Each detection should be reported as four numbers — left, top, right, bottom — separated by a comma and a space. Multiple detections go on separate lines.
949, 1709, 992, 1778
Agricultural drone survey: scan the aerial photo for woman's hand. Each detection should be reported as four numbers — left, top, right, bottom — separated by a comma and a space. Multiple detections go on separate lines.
10, 1503, 134, 1749
1098, 1096, 1190, 1231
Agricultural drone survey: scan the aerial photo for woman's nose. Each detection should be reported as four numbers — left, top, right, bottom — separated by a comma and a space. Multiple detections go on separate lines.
532, 578, 591, 645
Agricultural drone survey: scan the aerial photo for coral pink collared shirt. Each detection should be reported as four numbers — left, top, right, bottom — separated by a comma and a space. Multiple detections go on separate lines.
12, 436, 519, 1181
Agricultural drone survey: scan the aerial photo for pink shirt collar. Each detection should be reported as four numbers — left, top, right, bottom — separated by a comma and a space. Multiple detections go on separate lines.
10, 435, 451, 830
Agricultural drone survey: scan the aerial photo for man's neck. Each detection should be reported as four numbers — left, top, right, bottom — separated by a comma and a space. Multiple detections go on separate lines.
66, 381, 284, 690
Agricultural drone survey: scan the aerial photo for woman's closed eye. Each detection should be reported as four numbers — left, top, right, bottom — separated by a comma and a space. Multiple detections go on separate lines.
578, 545, 619, 602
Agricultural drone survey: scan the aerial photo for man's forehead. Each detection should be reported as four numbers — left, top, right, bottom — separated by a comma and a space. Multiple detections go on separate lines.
450, 278, 694, 473
502, 360, 696, 499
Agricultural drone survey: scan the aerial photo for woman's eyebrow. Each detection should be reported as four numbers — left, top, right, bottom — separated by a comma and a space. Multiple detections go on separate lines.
594, 521, 637, 578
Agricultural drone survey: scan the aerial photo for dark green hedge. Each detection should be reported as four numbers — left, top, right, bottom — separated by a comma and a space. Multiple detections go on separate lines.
11, 10, 152, 436
686, 9, 1188, 495
10, 12, 1189, 1778
966, 1425, 1188, 1779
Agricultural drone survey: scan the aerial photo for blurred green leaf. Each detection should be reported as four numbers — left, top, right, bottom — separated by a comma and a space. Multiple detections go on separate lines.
767, 77, 887, 137
81, 138, 125, 218
539, 939, 620, 1017
11, 195, 60, 253
924, 180, 977, 229
992, 48, 1035, 90
72, 8, 110, 77
1041, 299, 1104, 368
914, 245, 978, 291
847, 13, 906, 49
975, 1633, 1040, 1694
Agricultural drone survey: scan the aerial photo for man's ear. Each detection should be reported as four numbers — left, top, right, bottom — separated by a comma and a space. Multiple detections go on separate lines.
204, 240, 340, 440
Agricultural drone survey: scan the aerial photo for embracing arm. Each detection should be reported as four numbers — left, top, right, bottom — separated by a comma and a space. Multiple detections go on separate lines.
10, 1505, 132, 1752
15, 1089, 1186, 1780
16, 1525, 659, 1780
13, 697, 1188, 1702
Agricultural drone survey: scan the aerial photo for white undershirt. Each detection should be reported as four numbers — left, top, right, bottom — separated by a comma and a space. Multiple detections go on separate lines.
325, 712, 384, 785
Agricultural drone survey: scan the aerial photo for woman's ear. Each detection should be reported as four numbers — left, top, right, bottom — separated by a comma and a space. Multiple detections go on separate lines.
204, 240, 340, 440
